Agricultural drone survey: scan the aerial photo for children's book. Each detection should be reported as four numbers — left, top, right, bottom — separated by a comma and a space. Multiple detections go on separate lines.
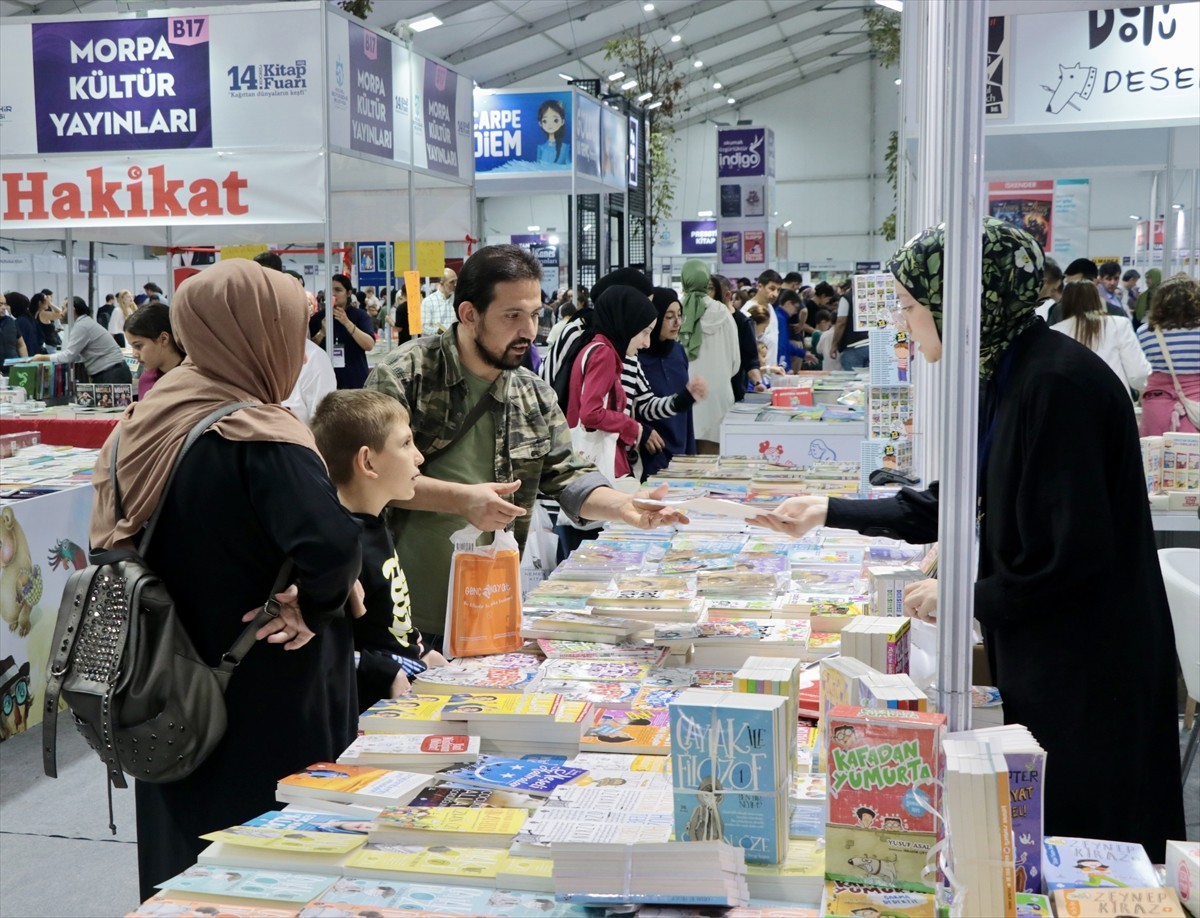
540, 659, 654, 683
1041, 837, 1159, 891
368, 806, 528, 847
199, 826, 366, 855
276, 764, 430, 812
302, 878, 591, 917
536, 679, 641, 708
411, 664, 540, 694
434, 756, 587, 797
337, 733, 480, 769
579, 707, 671, 755
242, 810, 372, 835
821, 880, 937, 917
669, 689, 790, 865
434, 692, 563, 722
1015, 892, 1053, 917
343, 845, 509, 888
406, 785, 540, 810
358, 695, 453, 734
156, 865, 335, 904
630, 685, 687, 709
128, 897, 297, 917
825, 706, 946, 836
1052, 887, 1185, 917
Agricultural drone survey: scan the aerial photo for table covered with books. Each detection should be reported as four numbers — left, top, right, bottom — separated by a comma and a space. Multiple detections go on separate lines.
0, 406, 120, 449
122, 453, 1199, 918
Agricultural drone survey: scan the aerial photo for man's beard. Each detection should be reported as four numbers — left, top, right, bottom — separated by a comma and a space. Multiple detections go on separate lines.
475, 331, 530, 371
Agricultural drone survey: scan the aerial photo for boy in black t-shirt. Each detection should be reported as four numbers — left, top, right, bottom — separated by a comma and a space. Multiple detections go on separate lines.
311, 390, 447, 706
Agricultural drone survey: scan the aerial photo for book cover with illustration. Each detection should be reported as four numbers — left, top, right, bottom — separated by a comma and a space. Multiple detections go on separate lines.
540, 659, 654, 683
825, 706, 944, 835
199, 826, 367, 855
536, 679, 641, 708
435, 756, 588, 797
358, 695, 452, 733
824, 824, 936, 893
369, 805, 527, 844
669, 689, 789, 865
277, 764, 429, 808
1052, 887, 1184, 917
1042, 837, 1159, 891
580, 707, 671, 754
337, 733, 479, 768
1016, 892, 1053, 917
1004, 750, 1046, 895
242, 810, 372, 835
435, 692, 562, 722
630, 685, 687, 709
406, 785, 539, 810
412, 665, 540, 694
156, 865, 335, 903
822, 879, 937, 917
343, 844, 509, 885
307, 878, 592, 917
129, 897, 298, 917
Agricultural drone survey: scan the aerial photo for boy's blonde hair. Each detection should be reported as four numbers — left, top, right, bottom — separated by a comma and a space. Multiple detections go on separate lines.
311, 390, 409, 486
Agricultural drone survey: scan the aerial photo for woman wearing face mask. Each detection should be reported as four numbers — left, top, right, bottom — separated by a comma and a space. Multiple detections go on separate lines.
125, 303, 186, 400
638, 287, 703, 480
749, 219, 1184, 861
566, 285, 658, 481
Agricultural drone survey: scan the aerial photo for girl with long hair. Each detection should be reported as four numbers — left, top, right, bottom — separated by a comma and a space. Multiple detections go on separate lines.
1051, 281, 1149, 397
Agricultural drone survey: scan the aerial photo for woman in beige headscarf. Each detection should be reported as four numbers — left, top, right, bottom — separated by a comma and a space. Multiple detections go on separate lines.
92, 260, 364, 902
679, 260, 740, 452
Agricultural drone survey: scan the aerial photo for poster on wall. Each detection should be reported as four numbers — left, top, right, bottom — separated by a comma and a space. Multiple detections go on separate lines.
599, 103, 626, 189
681, 220, 718, 255
1006, 3, 1199, 130
716, 126, 774, 272
473, 91, 572, 173
986, 15, 1009, 119
988, 178, 1090, 260
357, 240, 388, 292
0, 7, 323, 158
528, 242, 559, 299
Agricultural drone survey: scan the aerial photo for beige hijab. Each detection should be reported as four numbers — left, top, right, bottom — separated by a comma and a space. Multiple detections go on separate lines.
91, 259, 320, 548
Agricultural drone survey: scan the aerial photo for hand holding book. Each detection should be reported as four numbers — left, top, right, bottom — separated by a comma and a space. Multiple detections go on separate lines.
746, 495, 829, 538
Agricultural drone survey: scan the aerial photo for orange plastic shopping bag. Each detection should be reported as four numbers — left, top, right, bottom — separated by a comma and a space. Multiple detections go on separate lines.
443, 525, 523, 658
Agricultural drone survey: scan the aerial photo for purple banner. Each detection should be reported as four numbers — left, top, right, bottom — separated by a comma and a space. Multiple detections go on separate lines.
32, 18, 212, 153
423, 59, 459, 176
681, 219, 718, 255
349, 23, 392, 159
717, 127, 767, 178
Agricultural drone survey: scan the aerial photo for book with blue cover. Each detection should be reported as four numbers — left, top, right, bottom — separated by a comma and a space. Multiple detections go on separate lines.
1042, 836, 1159, 890
668, 688, 789, 865
434, 755, 587, 797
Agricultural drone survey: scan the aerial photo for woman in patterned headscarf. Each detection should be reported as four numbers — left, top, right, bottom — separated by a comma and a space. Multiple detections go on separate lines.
751, 218, 1184, 861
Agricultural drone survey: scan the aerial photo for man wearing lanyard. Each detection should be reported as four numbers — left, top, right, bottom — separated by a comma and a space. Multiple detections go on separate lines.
310, 273, 376, 389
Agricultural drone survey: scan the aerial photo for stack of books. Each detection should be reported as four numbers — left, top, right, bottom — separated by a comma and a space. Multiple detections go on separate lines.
775, 591, 869, 628
824, 705, 946, 892
1042, 836, 1160, 891
867, 565, 926, 617
410, 654, 543, 694
839, 615, 911, 673
367, 805, 528, 848
511, 784, 674, 855
521, 610, 654, 644
734, 655, 803, 768
817, 656, 877, 770
452, 695, 594, 758
1167, 840, 1200, 917
669, 689, 790, 865
858, 672, 927, 711
745, 838, 826, 903
1052, 888, 1186, 917
821, 879, 937, 917
578, 707, 671, 755
940, 735, 1017, 917
433, 755, 588, 798
196, 813, 369, 875
551, 840, 750, 907
336, 733, 480, 772
523, 579, 600, 612
275, 763, 431, 817
690, 620, 810, 667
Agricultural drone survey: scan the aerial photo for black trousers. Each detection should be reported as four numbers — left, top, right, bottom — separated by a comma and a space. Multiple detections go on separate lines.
90, 361, 132, 384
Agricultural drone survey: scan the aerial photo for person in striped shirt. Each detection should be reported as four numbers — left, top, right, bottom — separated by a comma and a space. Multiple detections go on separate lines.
1137, 273, 1200, 436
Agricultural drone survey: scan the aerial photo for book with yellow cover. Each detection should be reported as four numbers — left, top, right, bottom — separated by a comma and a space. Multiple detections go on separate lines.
496, 854, 555, 893
358, 695, 454, 734
368, 806, 527, 847
344, 844, 509, 888
436, 692, 562, 722
822, 880, 937, 918
276, 763, 429, 812
199, 827, 366, 855
1053, 888, 1186, 918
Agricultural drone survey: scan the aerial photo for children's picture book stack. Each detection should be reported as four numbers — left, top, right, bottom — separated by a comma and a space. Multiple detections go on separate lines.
940, 735, 1018, 917
824, 706, 946, 893
511, 784, 674, 855
275, 763, 431, 817
410, 653, 543, 694
579, 707, 672, 755
450, 695, 594, 758
669, 689, 790, 865
817, 656, 877, 770
775, 591, 868, 629
367, 805, 528, 848
521, 610, 654, 644
196, 813, 370, 875
522, 579, 601, 612
434, 755, 588, 798
838, 615, 911, 673
821, 879, 937, 917
744, 837, 827, 903
152, 865, 337, 911
690, 619, 811, 667
552, 841, 751, 907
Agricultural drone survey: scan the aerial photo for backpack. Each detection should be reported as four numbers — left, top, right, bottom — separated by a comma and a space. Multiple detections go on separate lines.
96, 303, 115, 331
42, 402, 292, 831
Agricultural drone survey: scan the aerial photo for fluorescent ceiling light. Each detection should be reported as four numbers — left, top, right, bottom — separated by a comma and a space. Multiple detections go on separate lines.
727, 97, 736, 104
548, 235, 560, 245
1173, 203, 1184, 210
874, 0, 903, 11
621, 79, 639, 90
694, 60, 703, 68
670, 34, 682, 42
894, 78, 902, 85
712, 81, 722, 90
698, 210, 714, 217
558, 73, 575, 81
782, 220, 793, 228
608, 71, 625, 82
527, 225, 540, 232
637, 91, 653, 102
409, 14, 442, 31
1129, 214, 1142, 220
646, 99, 663, 109
643, 2, 654, 9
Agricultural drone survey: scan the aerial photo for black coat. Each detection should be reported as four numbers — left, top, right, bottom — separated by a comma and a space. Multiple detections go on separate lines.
828, 321, 1184, 860
135, 436, 362, 899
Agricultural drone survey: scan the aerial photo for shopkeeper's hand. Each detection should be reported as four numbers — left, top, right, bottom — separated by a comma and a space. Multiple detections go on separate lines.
623, 483, 690, 529
902, 578, 939, 623
244, 584, 314, 650
461, 480, 527, 531
746, 495, 829, 539
644, 429, 665, 454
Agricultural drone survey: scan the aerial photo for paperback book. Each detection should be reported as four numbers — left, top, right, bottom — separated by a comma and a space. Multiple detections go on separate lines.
434, 756, 588, 797
1042, 837, 1159, 890
337, 734, 480, 770
579, 707, 671, 755
303, 878, 592, 917
276, 764, 430, 813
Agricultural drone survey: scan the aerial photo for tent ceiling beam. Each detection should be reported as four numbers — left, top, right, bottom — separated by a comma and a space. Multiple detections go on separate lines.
444, 0, 613, 66
662, 0, 830, 66
696, 32, 868, 104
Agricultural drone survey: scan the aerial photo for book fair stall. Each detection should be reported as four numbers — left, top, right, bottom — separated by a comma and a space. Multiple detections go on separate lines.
0, 3, 1197, 918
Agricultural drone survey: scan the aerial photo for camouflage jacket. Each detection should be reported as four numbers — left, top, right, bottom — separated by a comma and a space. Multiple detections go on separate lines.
364, 326, 608, 542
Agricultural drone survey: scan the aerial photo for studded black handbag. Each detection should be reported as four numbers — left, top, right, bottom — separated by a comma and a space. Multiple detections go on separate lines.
41, 402, 291, 832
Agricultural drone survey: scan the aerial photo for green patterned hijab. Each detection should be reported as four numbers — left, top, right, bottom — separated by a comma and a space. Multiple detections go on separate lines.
679, 259, 710, 361
889, 217, 1045, 380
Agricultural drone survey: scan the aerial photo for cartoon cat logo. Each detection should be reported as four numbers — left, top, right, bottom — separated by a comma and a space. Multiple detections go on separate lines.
1043, 63, 1097, 114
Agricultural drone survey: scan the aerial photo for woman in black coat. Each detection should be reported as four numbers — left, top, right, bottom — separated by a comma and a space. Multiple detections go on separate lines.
751, 219, 1185, 861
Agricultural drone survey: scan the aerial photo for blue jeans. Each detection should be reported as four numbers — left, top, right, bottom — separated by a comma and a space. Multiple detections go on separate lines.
840, 346, 870, 371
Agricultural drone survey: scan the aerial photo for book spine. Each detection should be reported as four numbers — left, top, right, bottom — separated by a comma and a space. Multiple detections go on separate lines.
995, 766, 1017, 918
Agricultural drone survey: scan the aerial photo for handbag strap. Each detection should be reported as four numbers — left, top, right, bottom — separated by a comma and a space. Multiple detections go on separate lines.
1154, 326, 1191, 403
214, 558, 296, 689
424, 391, 494, 468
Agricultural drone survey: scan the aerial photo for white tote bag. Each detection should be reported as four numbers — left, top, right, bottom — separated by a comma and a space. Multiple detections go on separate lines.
568, 341, 622, 485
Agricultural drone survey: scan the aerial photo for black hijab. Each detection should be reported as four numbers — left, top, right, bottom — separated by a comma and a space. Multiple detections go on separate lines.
590, 285, 658, 358
648, 287, 682, 357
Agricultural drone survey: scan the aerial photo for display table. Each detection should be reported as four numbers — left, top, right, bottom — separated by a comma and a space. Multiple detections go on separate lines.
1152, 508, 1200, 550
0, 408, 120, 448
720, 417, 866, 466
